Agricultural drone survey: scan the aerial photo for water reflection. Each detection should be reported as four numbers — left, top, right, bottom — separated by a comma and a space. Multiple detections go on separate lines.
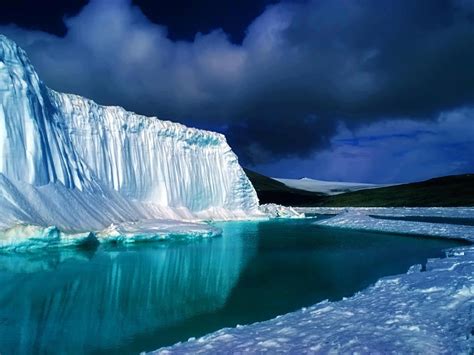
0, 220, 465, 354
0, 223, 258, 354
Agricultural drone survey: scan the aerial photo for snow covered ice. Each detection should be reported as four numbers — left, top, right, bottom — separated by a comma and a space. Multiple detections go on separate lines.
298, 206, 474, 219
0, 34, 261, 247
313, 209, 474, 240
275, 177, 385, 195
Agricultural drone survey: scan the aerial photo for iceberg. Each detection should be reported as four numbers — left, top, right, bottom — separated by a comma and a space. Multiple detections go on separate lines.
0, 34, 260, 245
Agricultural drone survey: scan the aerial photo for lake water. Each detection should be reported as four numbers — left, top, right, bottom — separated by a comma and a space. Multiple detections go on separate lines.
0, 219, 467, 354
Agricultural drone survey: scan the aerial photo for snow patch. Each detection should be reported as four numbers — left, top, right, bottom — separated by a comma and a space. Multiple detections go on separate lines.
275, 177, 384, 195
314, 210, 474, 241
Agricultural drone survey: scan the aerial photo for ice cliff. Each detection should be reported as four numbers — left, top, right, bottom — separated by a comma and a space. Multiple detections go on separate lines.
0, 35, 259, 233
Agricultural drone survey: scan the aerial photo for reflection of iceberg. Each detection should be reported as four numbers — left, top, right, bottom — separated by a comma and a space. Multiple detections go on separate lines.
0, 246, 96, 274
0, 222, 258, 354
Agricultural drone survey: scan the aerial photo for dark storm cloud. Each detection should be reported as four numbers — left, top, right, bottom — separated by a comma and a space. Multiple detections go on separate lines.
0, 0, 88, 36
1, 0, 474, 165
133, 0, 279, 43
257, 108, 474, 183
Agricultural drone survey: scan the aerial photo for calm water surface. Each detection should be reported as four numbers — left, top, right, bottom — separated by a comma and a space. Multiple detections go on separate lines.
0, 219, 467, 354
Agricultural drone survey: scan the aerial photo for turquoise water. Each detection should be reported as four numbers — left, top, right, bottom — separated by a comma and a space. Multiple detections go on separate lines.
0, 219, 467, 354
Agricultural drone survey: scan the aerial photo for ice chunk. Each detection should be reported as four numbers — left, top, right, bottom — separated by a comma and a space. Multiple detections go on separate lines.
259, 204, 304, 218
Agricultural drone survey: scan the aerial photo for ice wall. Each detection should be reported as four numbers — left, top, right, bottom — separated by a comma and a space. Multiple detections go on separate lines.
0, 35, 259, 230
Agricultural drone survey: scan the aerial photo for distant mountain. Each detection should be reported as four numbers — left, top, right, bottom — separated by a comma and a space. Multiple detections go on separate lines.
275, 177, 384, 195
243, 169, 325, 205
318, 174, 474, 207
244, 169, 474, 207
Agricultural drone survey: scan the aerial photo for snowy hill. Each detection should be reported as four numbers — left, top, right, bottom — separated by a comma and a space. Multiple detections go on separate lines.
275, 177, 383, 195
0, 35, 259, 238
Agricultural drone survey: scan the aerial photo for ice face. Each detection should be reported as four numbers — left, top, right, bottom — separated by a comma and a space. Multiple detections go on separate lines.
0, 35, 259, 231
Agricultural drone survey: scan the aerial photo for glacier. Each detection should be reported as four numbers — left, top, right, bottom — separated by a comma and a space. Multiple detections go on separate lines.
0, 34, 260, 246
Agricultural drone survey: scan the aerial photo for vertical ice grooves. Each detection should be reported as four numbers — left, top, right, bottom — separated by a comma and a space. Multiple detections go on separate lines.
0, 34, 259, 226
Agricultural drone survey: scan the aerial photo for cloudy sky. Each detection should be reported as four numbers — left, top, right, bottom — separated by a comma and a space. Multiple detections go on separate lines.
1, 0, 474, 183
